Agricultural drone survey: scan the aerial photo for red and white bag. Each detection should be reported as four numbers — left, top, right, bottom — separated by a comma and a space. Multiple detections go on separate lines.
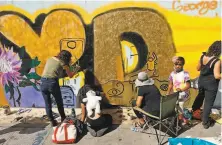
52, 122, 77, 144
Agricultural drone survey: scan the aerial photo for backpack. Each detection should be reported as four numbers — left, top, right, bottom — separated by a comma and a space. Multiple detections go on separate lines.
72, 118, 85, 135
192, 109, 202, 120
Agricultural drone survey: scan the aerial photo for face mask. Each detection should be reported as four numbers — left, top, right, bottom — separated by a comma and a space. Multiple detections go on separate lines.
174, 66, 183, 73
175, 68, 183, 73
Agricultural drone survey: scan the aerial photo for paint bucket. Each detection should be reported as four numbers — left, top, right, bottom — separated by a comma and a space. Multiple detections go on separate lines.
3, 106, 11, 115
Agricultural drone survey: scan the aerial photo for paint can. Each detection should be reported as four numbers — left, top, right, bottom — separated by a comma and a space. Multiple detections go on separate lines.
3, 106, 11, 115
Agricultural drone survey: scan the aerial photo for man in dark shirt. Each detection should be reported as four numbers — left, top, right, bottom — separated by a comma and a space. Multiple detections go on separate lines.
133, 72, 161, 127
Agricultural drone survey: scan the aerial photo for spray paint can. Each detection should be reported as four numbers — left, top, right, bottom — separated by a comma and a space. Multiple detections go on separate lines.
71, 108, 76, 118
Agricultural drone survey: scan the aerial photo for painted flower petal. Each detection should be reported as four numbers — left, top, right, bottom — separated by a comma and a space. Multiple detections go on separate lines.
11, 60, 21, 66
12, 67, 21, 71
0, 73, 3, 85
7, 50, 15, 61
13, 76, 19, 84
0, 48, 4, 58
0, 46, 22, 85
10, 55, 19, 63
2, 74, 7, 86
5, 73, 13, 85
0, 50, 5, 58
6, 49, 13, 60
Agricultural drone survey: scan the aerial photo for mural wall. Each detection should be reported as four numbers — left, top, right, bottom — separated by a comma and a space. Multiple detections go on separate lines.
0, 0, 221, 108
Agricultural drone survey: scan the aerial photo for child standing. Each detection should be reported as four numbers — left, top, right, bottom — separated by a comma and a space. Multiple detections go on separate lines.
167, 56, 191, 122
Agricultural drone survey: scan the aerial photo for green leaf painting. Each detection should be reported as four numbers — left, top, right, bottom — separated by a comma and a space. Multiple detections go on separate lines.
32, 57, 41, 68
25, 72, 41, 80
4, 85, 10, 94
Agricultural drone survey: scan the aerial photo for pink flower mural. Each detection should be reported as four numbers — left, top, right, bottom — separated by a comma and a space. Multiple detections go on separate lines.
0, 45, 43, 107
0, 46, 22, 86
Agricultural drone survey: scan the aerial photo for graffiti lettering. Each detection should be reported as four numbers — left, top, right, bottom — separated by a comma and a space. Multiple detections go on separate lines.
172, 0, 218, 15
0, 2, 217, 107
107, 81, 124, 97
94, 9, 174, 83
160, 84, 168, 91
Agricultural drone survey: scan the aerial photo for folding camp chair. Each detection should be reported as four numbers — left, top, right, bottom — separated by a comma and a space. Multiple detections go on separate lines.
133, 92, 181, 145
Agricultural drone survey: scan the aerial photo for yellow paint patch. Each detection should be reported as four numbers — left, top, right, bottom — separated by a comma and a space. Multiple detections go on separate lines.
116, 56, 124, 81
120, 40, 138, 74
0, 84, 8, 106
59, 71, 85, 88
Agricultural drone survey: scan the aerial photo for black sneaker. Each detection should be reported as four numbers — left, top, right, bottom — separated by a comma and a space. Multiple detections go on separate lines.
203, 123, 210, 129
202, 120, 215, 129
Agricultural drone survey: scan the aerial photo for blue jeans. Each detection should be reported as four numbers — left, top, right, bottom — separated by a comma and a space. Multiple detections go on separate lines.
40, 78, 66, 122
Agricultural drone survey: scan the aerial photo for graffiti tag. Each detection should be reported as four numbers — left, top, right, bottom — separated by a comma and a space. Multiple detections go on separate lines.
172, 0, 218, 15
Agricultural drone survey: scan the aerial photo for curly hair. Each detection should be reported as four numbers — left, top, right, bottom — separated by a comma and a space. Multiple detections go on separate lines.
57, 50, 72, 65
206, 41, 221, 58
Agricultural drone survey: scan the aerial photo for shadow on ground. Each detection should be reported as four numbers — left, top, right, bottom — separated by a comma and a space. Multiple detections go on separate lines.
139, 119, 202, 145
0, 139, 6, 144
0, 116, 49, 135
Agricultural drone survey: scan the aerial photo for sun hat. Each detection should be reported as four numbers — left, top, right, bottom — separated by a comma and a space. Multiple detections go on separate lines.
135, 71, 154, 87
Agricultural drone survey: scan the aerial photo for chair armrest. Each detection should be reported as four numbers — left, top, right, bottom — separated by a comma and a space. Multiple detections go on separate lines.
133, 106, 160, 120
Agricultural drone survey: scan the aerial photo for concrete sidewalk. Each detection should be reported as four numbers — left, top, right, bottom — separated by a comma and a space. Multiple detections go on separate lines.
44, 123, 222, 145
0, 108, 221, 145
0, 122, 221, 145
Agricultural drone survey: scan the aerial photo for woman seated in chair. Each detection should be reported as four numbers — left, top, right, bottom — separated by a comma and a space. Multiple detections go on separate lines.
132, 71, 161, 128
